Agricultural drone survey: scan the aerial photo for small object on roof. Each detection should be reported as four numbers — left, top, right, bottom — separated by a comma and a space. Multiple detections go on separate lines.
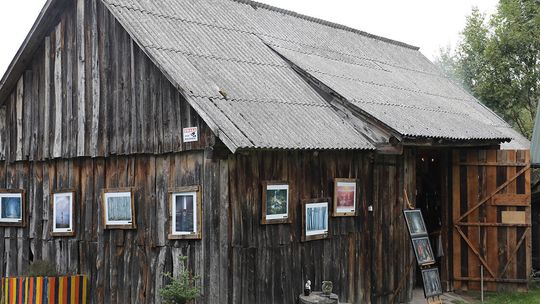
219, 90, 228, 100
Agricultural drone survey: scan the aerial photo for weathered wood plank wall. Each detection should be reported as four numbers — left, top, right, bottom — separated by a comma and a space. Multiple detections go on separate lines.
0, 0, 418, 303
0, 149, 415, 304
0, 151, 229, 304
452, 150, 531, 292
0, 0, 213, 163
227, 150, 415, 304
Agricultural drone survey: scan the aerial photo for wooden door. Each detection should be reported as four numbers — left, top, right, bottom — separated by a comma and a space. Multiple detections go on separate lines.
452, 150, 531, 291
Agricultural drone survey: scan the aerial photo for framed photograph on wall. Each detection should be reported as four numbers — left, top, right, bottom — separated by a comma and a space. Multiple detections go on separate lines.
168, 186, 202, 240
412, 236, 435, 266
403, 209, 428, 237
0, 189, 25, 227
261, 181, 290, 224
421, 267, 443, 297
51, 190, 76, 236
102, 188, 136, 229
302, 198, 330, 242
333, 178, 357, 216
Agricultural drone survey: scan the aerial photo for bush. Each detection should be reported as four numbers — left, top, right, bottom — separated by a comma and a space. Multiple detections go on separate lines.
26, 260, 58, 277
159, 256, 200, 304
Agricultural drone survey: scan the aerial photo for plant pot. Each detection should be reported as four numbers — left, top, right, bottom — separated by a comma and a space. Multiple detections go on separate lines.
322, 281, 333, 295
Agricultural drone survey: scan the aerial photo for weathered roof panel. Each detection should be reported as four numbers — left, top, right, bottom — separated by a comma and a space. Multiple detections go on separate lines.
102, 0, 528, 150
105, 0, 376, 151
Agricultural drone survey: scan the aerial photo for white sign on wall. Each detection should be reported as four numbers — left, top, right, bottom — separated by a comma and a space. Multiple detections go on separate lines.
183, 127, 198, 143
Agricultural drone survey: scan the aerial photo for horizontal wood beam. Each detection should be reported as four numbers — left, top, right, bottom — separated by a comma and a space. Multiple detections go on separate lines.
455, 162, 529, 167
455, 222, 531, 227
491, 194, 530, 206
453, 277, 528, 283
457, 164, 530, 222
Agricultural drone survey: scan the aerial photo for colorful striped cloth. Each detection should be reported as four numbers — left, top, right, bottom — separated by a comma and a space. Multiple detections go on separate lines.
1, 276, 87, 304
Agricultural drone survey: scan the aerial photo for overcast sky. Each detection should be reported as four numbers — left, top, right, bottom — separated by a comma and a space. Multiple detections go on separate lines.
0, 0, 498, 77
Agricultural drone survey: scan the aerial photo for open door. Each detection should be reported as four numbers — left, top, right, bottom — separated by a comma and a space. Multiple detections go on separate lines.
452, 150, 531, 291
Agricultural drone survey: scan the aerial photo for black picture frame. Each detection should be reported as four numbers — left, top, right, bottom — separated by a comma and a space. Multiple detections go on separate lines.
403, 209, 428, 237
412, 236, 435, 266
421, 267, 443, 298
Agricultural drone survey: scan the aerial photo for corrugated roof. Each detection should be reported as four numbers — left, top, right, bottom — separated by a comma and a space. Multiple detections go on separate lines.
101, 0, 528, 151
104, 0, 375, 151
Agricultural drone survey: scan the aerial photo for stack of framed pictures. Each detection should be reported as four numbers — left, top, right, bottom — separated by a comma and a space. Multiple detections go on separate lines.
403, 209, 442, 299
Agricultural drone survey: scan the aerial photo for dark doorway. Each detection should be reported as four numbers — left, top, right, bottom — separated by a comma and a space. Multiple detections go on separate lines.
414, 149, 445, 287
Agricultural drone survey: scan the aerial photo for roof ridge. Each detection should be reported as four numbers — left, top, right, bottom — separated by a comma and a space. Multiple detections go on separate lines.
232, 0, 420, 51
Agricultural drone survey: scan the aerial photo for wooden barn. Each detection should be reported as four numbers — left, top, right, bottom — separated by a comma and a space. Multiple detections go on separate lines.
0, 0, 532, 303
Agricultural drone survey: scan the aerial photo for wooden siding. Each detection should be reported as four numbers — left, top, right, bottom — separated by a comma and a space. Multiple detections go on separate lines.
228, 150, 415, 304
452, 150, 531, 291
0, 0, 213, 163
0, 149, 416, 304
0, 151, 229, 304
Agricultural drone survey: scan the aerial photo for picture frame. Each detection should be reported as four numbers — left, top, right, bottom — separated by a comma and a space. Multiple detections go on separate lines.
421, 267, 443, 298
412, 236, 435, 266
333, 178, 358, 216
168, 186, 202, 240
0, 189, 25, 227
261, 181, 290, 225
51, 190, 76, 237
102, 188, 136, 229
302, 198, 330, 242
403, 209, 428, 237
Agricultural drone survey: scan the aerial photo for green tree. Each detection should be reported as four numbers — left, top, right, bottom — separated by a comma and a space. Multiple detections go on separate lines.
434, 0, 540, 138
159, 256, 200, 304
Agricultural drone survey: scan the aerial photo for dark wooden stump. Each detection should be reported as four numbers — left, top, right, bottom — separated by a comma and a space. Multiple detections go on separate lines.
299, 292, 339, 304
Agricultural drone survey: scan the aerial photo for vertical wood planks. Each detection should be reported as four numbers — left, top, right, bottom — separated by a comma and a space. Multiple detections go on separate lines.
451, 150, 531, 292
485, 150, 498, 291
0, 106, 5, 159
43, 36, 51, 159
89, 0, 100, 157
1, 1, 213, 163
53, 22, 63, 158
76, 0, 86, 157
15, 77, 24, 161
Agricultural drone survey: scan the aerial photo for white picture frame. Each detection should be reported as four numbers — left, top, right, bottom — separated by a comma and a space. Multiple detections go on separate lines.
102, 189, 135, 229
261, 182, 290, 224
171, 192, 197, 235
333, 179, 357, 216
168, 186, 202, 240
302, 198, 330, 241
52, 191, 75, 236
0, 192, 24, 225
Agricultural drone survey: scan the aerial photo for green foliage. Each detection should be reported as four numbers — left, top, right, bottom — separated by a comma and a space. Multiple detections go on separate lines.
484, 288, 540, 303
434, 0, 540, 138
159, 256, 200, 304
26, 260, 58, 277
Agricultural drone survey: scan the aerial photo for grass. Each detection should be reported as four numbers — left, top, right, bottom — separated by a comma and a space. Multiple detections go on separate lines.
483, 288, 540, 304
451, 282, 540, 304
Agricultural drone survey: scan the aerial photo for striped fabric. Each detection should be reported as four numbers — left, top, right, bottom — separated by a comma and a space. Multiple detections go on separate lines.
1, 276, 87, 304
